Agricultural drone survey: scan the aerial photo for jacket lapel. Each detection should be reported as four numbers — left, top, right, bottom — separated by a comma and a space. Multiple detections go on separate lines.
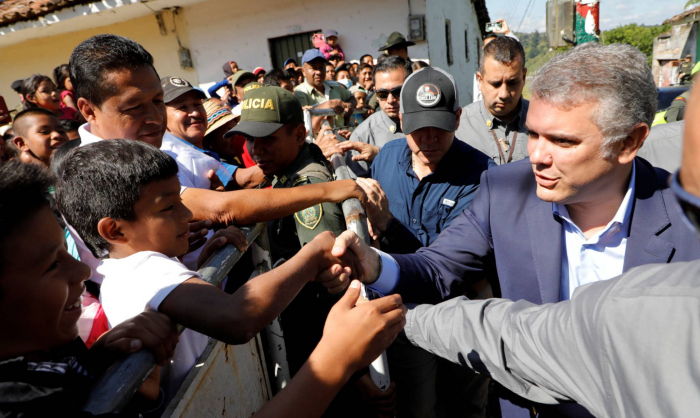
624, 159, 675, 270
526, 195, 563, 304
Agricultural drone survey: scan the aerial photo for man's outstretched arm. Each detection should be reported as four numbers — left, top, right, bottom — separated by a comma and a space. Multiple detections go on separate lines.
181, 179, 365, 226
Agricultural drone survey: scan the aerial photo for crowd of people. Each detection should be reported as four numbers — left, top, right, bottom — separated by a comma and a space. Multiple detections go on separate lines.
1, 17, 699, 418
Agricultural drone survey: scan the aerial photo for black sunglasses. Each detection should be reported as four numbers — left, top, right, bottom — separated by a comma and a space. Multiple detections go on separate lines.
671, 170, 700, 234
375, 87, 402, 100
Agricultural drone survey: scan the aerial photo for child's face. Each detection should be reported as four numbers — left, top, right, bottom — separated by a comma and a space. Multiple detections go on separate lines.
354, 92, 367, 108
0, 206, 91, 355
30, 80, 61, 111
16, 114, 69, 166
113, 176, 193, 258
64, 76, 74, 92
327, 36, 338, 47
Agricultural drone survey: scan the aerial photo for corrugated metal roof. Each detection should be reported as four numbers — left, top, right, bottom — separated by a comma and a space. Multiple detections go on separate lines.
664, 6, 700, 25
0, 0, 96, 28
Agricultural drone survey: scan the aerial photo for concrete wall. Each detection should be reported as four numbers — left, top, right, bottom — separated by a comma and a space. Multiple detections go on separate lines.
425, 0, 482, 106
0, 9, 196, 111
182, 0, 429, 85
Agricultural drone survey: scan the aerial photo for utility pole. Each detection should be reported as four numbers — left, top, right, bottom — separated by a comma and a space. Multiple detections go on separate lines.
575, 0, 601, 44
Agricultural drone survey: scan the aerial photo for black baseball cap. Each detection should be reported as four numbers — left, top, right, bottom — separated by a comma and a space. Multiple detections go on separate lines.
224, 86, 304, 138
11, 79, 23, 93
400, 67, 459, 134
161, 76, 205, 104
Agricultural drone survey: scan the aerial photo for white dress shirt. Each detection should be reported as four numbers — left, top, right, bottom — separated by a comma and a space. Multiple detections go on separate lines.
554, 164, 636, 300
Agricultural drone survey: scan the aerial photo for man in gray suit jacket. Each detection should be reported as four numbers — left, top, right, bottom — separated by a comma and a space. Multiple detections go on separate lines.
403, 79, 700, 418
318, 44, 700, 417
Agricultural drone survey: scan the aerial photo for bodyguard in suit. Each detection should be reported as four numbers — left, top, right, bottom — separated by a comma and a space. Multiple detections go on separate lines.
318, 43, 700, 417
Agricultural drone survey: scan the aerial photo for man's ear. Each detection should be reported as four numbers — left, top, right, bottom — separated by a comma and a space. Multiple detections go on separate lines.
97, 217, 128, 247
294, 123, 307, 145
77, 98, 97, 126
476, 71, 483, 84
454, 108, 463, 131
522, 67, 528, 82
12, 136, 29, 153
617, 123, 649, 164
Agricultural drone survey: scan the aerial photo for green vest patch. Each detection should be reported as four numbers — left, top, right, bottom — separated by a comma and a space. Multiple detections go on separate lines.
295, 204, 323, 230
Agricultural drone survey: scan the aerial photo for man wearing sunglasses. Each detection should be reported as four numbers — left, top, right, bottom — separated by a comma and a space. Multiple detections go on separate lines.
337, 57, 413, 177
320, 43, 700, 418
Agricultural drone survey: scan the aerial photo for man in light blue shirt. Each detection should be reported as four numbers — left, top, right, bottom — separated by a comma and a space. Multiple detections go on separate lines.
318, 43, 700, 418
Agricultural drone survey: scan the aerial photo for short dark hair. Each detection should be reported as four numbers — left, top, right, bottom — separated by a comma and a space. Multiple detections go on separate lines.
2, 128, 18, 160
69, 34, 156, 108
335, 64, 351, 74
411, 60, 430, 71
359, 63, 374, 73
55, 140, 179, 258
376, 54, 387, 65
360, 54, 373, 63
263, 69, 293, 87
0, 161, 54, 275
483, 32, 498, 41
479, 36, 526, 74
13, 108, 58, 138
53, 64, 70, 91
60, 118, 82, 132
372, 56, 412, 83
20, 74, 54, 110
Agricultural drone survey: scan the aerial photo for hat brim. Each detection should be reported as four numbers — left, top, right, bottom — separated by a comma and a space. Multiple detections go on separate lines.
401, 110, 457, 135
378, 40, 416, 51
224, 120, 284, 139
205, 112, 236, 137
164, 87, 206, 104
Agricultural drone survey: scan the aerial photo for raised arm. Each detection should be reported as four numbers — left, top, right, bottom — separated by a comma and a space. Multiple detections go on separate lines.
181, 179, 365, 226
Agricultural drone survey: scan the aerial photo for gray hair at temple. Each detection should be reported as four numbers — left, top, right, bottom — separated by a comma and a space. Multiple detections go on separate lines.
529, 43, 657, 159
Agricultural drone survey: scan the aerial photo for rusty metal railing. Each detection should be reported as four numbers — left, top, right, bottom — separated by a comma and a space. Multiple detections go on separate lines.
82, 223, 291, 414
328, 153, 392, 391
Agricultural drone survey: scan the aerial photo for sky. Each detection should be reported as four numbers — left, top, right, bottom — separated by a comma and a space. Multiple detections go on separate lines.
485, 0, 690, 33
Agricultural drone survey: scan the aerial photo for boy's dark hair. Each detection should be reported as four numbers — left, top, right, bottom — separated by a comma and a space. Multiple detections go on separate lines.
55, 140, 179, 258
479, 36, 526, 74
3, 128, 18, 160
372, 56, 413, 83
359, 63, 373, 73
12, 108, 58, 138
69, 34, 156, 108
376, 54, 387, 65
411, 60, 430, 71
20, 74, 54, 110
263, 69, 293, 87
53, 64, 70, 92
335, 64, 351, 74
0, 161, 54, 276
360, 54, 373, 63
59, 118, 82, 132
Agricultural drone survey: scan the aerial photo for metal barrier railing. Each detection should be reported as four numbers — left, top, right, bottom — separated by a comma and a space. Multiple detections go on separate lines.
328, 153, 392, 391
82, 223, 274, 415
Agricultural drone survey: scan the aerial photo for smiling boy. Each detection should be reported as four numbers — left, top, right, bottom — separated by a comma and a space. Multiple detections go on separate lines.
11, 108, 69, 167
0, 161, 179, 417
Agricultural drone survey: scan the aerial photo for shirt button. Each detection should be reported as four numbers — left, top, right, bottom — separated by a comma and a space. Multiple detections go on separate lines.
412, 219, 417, 224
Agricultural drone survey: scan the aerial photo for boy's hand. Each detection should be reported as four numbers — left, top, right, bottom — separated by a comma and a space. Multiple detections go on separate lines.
197, 226, 249, 268
337, 141, 380, 163
208, 170, 225, 191
316, 231, 380, 293
187, 220, 212, 254
93, 311, 178, 367
317, 280, 406, 374
325, 179, 367, 206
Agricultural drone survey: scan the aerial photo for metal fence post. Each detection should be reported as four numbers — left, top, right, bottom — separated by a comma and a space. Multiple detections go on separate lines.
327, 153, 392, 391
82, 224, 264, 415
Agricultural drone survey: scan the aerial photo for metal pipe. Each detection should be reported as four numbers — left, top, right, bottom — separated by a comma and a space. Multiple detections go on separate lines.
307, 108, 367, 117
82, 224, 264, 415
328, 153, 392, 391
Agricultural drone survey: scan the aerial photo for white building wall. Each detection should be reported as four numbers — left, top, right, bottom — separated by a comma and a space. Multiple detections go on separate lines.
181, 0, 429, 85
426, 0, 482, 106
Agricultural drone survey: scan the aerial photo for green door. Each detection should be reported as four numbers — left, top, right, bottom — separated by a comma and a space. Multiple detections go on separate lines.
269, 30, 321, 69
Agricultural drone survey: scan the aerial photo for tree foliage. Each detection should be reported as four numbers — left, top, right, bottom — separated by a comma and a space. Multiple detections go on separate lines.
686, 0, 700, 9
602, 23, 672, 65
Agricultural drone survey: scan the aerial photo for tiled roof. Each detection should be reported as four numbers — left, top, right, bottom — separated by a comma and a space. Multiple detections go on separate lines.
664, 6, 700, 25
0, 0, 96, 28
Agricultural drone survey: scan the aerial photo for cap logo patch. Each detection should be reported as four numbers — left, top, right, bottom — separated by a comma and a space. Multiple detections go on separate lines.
416, 84, 441, 107
244, 83, 262, 93
169, 77, 188, 87
241, 98, 275, 111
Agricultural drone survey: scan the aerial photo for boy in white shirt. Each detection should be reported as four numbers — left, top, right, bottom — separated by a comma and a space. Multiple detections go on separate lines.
55, 139, 406, 408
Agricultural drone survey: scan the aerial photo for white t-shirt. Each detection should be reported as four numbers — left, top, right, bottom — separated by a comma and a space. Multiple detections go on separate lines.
98, 251, 210, 402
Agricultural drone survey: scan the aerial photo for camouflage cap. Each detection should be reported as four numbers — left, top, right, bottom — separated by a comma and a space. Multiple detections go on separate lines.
224, 86, 303, 138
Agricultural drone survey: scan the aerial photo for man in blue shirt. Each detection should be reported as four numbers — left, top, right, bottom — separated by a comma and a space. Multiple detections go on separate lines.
356, 67, 494, 418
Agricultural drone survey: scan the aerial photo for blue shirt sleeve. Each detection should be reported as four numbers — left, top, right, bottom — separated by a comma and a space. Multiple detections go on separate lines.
207, 79, 230, 99
367, 249, 401, 296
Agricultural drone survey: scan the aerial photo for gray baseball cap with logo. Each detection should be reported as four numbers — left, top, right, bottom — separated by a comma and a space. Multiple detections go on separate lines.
399, 67, 459, 134
161, 76, 206, 104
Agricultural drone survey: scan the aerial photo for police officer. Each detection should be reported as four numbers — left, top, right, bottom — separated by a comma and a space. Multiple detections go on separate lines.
378, 31, 415, 62
665, 89, 691, 123
680, 54, 695, 84
224, 85, 346, 372
456, 35, 529, 165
